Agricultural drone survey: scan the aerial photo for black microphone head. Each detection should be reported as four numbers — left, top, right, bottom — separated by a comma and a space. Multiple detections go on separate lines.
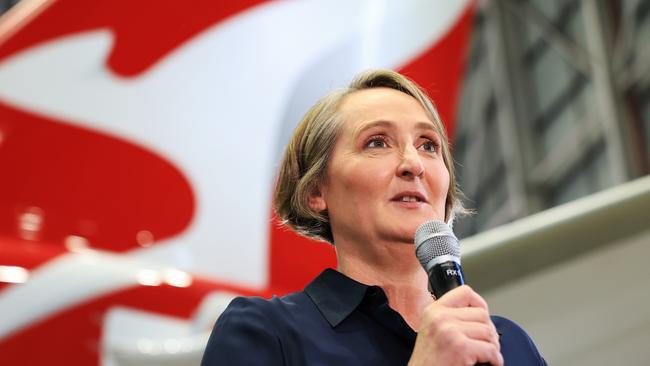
414, 220, 461, 273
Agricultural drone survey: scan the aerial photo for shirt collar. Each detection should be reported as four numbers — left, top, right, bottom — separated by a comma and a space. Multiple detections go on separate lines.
304, 268, 505, 336
304, 268, 370, 327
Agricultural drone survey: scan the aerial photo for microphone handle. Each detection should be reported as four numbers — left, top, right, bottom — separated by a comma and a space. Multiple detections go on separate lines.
427, 262, 491, 366
427, 261, 464, 299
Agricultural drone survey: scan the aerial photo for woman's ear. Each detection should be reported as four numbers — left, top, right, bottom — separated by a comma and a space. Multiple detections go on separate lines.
308, 186, 327, 213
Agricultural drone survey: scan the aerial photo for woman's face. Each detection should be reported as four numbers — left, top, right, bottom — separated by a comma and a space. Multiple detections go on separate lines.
311, 87, 450, 245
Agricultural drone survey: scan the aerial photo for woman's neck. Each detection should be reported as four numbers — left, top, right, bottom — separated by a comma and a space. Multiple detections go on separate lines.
335, 240, 433, 331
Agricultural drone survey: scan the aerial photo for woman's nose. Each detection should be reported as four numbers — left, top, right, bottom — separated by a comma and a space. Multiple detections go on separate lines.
397, 146, 424, 178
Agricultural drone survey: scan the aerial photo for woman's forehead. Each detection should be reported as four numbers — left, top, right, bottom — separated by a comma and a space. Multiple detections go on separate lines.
338, 88, 435, 132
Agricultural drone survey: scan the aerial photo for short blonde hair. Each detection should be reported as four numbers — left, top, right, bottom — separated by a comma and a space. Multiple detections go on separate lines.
274, 69, 463, 244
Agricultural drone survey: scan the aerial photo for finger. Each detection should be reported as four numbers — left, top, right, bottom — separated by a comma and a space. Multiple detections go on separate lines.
446, 308, 500, 345
436, 285, 489, 310
445, 307, 491, 324
464, 338, 504, 366
422, 302, 494, 337
433, 320, 499, 350
454, 322, 500, 350
422, 311, 500, 351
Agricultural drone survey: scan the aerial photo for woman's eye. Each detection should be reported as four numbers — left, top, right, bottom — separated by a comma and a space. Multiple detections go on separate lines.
419, 140, 438, 153
365, 137, 388, 148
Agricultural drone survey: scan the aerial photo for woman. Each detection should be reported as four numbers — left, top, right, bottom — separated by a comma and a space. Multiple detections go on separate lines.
202, 69, 546, 365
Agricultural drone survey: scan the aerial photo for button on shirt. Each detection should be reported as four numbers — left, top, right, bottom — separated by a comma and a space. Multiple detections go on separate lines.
202, 269, 547, 365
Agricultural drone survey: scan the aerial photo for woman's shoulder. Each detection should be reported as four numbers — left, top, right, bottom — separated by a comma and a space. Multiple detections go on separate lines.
213, 290, 318, 337
490, 315, 528, 333
202, 292, 313, 366
220, 296, 277, 322
222, 291, 312, 320
490, 315, 548, 365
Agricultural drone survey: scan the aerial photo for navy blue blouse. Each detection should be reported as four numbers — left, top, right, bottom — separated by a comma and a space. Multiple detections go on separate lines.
202, 269, 547, 365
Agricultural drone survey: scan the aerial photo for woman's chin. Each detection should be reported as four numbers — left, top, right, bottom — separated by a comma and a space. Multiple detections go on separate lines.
385, 226, 419, 244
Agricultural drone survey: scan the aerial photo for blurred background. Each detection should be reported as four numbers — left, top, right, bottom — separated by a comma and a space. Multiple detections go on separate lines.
453, 0, 650, 237
0, 0, 648, 365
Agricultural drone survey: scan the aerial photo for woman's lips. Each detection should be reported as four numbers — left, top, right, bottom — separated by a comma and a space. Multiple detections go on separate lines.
391, 200, 426, 208
391, 192, 428, 208
391, 191, 427, 202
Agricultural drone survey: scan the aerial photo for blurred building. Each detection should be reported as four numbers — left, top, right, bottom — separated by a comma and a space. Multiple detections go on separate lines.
454, 0, 650, 237
3, 0, 645, 238
1, 1, 648, 365
454, 3, 650, 363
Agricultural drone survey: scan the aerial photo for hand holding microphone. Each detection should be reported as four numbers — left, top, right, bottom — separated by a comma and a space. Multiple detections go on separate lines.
408, 221, 503, 366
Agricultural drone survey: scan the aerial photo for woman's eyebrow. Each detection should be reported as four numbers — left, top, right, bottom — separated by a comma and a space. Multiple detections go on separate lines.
352, 120, 395, 139
414, 121, 437, 133
352, 120, 439, 139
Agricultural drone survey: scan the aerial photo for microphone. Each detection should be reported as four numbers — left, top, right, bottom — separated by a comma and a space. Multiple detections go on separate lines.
414, 220, 490, 366
414, 220, 464, 298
